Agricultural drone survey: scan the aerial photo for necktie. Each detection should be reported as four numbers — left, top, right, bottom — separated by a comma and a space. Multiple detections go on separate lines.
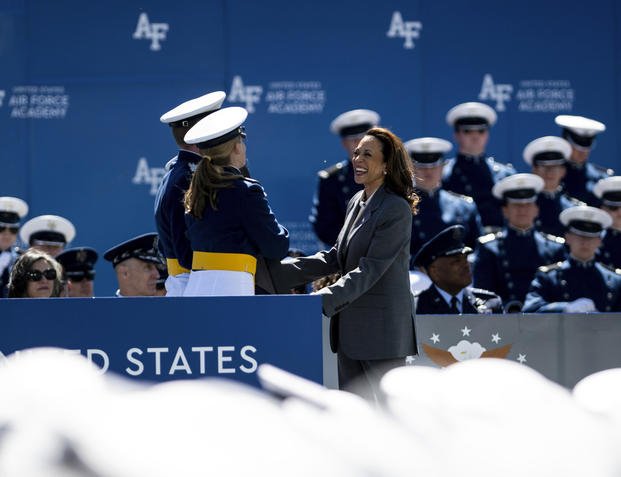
450, 295, 460, 314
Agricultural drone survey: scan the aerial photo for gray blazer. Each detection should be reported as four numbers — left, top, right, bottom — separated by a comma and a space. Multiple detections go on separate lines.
276, 186, 416, 360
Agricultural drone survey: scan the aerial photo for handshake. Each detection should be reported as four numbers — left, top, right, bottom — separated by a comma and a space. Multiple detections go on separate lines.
565, 298, 598, 313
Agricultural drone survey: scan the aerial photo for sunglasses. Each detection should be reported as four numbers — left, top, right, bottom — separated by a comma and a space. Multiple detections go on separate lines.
26, 268, 57, 282
0, 226, 19, 234
68, 270, 96, 282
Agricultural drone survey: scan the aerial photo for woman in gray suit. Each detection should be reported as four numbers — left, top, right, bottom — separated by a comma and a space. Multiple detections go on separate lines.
279, 127, 419, 396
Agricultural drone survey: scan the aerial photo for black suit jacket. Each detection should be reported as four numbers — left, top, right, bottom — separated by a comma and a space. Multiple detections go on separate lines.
415, 285, 503, 315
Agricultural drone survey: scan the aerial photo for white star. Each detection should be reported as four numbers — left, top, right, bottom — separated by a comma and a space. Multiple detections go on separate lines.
405, 356, 416, 366
517, 354, 527, 364
491, 333, 501, 344
430, 333, 440, 344
461, 326, 471, 337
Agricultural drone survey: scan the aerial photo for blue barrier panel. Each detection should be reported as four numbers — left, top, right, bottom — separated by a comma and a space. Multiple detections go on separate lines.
0, 295, 324, 387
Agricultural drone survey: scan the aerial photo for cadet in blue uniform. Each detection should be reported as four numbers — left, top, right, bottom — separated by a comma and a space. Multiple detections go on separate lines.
155, 91, 226, 296
524, 135, 584, 236
594, 176, 621, 268
56, 247, 98, 298
0, 197, 29, 297
309, 109, 379, 246
555, 114, 614, 206
405, 136, 483, 266
19, 214, 76, 258
523, 206, 621, 313
472, 174, 567, 312
442, 102, 515, 229
413, 225, 502, 314
104, 233, 161, 297
183, 107, 289, 296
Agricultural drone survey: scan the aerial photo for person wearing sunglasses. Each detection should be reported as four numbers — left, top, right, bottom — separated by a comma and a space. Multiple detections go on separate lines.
56, 247, 98, 298
524, 136, 585, 237
555, 115, 614, 206
182, 106, 289, 296
594, 176, 621, 269
442, 101, 515, 230
7, 249, 63, 298
155, 91, 226, 297
0, 196, 29, 297
19, 214, 76, 258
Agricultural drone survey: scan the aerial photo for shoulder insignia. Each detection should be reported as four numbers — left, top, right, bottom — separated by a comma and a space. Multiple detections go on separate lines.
567, 195, 585, 206
446, 190, 474, 203
243, 177, 260, 184
538, 261, 563, 273
478, 232, 499, 244
318, 161, 346, 179
470, 288, 499, 299
592, 164, 614, 176
543, 233, 565, 244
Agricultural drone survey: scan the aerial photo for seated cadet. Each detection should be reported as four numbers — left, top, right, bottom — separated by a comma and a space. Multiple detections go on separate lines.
523, 206, 621, 313
103, 233, 161, 297
412, 225, 502, 314
19, 214, 76, 258
155, 91, 226, 297
594, 176, 621, 268
56, 247, 98, 298
309, 109, 379, 246
442, 101, 515, 229
183, 107, 289, 296
0, 197, 28, 297
405, 136, 483, 265
524, 136, 584, 237
555, 115, 614, 206
472, 174, 567, 313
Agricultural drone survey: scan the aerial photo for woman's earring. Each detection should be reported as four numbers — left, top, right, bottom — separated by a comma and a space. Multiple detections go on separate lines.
383, 170, 387, 175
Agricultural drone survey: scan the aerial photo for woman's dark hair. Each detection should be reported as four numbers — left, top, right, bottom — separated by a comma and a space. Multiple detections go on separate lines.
8, 249, 64, 298
184, 137, 244, 218
365, 127, 419, 213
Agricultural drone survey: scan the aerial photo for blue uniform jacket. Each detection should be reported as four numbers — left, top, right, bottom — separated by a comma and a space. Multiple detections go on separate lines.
562, 161, 613, 206
154, 150, 201, 270
442, 153, 515, 228
472, 227, 567, 310
415, 285, 503, 315
185, 167, 289, 262
535, 190, 583, 237
0, 246, 19, 298
523, 258, 621, 313
598, 229, 621, 269
410, 188, 483, 267
309, 159, 362, 246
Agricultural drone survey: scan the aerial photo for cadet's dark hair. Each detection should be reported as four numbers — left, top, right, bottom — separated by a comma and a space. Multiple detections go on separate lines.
8, 249, 63, 298
184, 137, 243, 218
365, 127, 419, 214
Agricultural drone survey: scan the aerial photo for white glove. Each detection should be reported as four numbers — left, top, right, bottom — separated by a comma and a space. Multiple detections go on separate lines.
565, 298, 597, 313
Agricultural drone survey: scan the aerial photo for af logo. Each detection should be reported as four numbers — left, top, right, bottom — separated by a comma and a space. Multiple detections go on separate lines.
386, 11, 423, 49
479, 74, 513, 112
228, 75, 263, 113
132, 12, 169, 51
132, 158, 166, 195
0, 90, 5, 108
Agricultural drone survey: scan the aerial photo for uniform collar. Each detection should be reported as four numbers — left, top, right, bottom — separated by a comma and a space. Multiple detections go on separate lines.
541, 187, 562, 199
569, 255, 595, 268
507, 225, 534, 237
457, 152, 487, 163
434, 285, 464, 309
178, 149, 203, 164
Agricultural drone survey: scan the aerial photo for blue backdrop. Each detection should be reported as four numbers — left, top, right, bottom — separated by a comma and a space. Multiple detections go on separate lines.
1, 0, 619, 295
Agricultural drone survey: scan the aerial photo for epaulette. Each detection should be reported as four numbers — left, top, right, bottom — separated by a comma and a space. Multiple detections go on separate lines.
446, 190, 474, 203
317, 161, 346, 179
543, 233, 565, 244
244, 177, 260, 184
567, 196, 585, 206
592, 163, 614, 176
599, 263, 621, 275
478, 232, 500, 244
470, 288, 500, 299
538, 262, 563, 273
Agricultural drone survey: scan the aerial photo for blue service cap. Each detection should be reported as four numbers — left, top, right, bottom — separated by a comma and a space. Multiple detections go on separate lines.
413, 225, 473, 269
57, 247, 98, 271
103, 233, 161, 267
